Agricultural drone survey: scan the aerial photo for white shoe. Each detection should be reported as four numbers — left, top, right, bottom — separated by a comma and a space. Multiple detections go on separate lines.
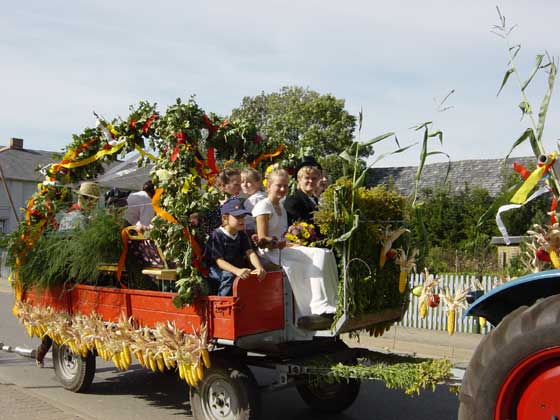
36, 360, 44, 368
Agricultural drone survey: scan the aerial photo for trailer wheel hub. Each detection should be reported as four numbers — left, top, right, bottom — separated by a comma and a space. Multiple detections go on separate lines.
205, 380, 237, 419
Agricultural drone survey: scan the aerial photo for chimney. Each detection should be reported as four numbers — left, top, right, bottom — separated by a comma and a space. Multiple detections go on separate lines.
9, 138, 23, 150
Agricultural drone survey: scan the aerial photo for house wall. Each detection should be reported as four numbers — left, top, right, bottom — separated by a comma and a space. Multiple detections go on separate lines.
0, 179, 39, 233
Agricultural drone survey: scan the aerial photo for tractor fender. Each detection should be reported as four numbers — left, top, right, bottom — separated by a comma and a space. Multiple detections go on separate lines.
464, 269, 560, 326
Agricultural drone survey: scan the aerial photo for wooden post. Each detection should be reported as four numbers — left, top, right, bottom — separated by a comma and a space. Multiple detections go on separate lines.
0, 149, 20, 223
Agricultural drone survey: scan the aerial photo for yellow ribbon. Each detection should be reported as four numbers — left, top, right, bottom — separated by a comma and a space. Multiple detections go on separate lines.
52, 141, 126, 171
510, 151, 557, 205
134, 144, 160, 161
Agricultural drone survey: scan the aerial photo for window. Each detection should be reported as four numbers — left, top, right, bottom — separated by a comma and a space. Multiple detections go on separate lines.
0, 219, 5, 233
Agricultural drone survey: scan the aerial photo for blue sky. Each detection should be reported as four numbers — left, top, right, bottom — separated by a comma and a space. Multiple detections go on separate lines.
1, 0, 559, 167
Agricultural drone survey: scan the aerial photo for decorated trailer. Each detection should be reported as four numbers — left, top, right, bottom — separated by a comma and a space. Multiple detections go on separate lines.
4, 97, 455, 420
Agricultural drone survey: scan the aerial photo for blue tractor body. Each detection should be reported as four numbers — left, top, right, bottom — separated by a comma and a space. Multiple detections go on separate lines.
465, 269, 560, 326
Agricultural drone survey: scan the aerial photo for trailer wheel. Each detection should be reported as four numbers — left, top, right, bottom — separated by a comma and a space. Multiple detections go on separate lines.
52, 343, 96, 393
190, 359, 261, 420
458, 294, 560, 420
296, 375, 360, 413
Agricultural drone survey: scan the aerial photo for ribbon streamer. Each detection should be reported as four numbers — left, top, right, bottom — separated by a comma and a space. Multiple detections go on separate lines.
511, 152, 557, 204
134, 144, 160, 161
152, 188, 203, 261
250, 144, 285, 168
51, 141, 126, 172
497, 186, 550, 244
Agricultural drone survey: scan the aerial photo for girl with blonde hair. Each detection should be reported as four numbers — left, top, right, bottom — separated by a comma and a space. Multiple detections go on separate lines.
252, 167, 338, 320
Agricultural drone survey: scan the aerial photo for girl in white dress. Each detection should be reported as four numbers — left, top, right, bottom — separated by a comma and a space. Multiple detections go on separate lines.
252, 168, 338, 319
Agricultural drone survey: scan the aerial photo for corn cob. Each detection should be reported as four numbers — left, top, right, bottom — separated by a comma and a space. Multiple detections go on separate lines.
201, 349, 211, 369
447, 309, 456, 335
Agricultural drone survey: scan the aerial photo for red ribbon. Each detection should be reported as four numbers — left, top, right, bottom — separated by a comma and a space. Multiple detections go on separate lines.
142, 114, 158, 134
513, 162, 531, 180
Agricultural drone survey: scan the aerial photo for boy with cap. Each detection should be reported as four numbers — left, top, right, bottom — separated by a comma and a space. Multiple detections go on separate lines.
203, 198, 266, 296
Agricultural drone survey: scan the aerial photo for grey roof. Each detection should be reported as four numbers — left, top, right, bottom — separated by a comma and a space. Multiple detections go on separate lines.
95, 162, 152, 191
367, 156, 536, 197
0, 146, 58, 182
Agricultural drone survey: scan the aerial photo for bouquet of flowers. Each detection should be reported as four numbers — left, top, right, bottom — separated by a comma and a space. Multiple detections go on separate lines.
285, 222, 318, 246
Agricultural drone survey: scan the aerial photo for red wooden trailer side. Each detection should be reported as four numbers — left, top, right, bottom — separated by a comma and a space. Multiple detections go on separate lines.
22, 271, 285, 341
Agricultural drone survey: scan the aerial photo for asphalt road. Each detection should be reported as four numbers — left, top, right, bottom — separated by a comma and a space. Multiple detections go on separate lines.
0, 286, 460, 420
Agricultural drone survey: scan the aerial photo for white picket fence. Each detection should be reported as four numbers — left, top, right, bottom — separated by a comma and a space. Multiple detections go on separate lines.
399, 273, 498, 334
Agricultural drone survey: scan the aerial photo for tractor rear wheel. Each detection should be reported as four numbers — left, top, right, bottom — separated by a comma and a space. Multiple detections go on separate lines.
458, 294, 560, 420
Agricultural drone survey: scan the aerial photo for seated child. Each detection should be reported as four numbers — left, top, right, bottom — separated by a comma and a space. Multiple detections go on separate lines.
203, 198, 266, 296
240, 167, 267, 236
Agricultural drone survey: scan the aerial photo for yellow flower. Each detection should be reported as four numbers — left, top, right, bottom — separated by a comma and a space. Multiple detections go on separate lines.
302, 230, 310, 239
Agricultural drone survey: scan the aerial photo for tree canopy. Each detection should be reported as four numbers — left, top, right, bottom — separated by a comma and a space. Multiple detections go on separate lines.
230, 86, 359, 172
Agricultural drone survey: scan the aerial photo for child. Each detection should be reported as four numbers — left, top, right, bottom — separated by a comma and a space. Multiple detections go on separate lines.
204, 198, 266, 296
240, 167, 267, 236
200, 168, 242, 240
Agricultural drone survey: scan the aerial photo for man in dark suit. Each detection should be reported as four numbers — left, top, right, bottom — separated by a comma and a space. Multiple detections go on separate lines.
284, 157, 322, 225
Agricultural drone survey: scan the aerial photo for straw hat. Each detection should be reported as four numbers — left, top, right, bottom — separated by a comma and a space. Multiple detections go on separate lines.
75, 182, 100, 199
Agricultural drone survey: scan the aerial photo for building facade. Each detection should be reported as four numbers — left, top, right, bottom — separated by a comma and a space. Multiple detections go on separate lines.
0, 138, 57, 234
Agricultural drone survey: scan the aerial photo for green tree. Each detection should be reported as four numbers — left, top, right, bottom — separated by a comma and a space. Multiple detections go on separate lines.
230, 86, 360, 178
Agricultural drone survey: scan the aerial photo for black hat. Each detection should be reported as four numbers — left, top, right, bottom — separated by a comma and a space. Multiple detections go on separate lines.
294, 156, 322, 177
221, 198, 251, 217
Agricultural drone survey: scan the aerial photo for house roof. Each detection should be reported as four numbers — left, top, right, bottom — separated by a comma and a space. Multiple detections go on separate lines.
367, 156, 536, 197
0, 145, 58, 182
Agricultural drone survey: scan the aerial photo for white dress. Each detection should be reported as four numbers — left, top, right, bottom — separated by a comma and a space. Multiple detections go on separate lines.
252, 198, 339, 318
243, 190, 267, 233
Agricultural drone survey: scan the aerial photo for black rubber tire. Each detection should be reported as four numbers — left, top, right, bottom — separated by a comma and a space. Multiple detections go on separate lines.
296, 375, 361, 413
458, 294, 560, 420
52, 343, 96, 393
190, 358, 261, 420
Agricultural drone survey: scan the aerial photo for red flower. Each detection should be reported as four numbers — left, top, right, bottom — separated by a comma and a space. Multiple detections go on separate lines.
129, 119, 137, 129
254, 134, 263, 143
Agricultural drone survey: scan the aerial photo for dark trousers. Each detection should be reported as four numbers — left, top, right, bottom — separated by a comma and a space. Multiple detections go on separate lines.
36, 336, 53, 362
207, 266, 236, 296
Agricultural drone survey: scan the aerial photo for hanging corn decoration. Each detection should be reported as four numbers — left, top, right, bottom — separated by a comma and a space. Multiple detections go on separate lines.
14, 301, 211, 384
395, 248, 418, 294
442, 287, 469, 336
416, 268, 440, 319
419, 301, 428, 319
379, 227, 408, 268
479, 317, 487, 328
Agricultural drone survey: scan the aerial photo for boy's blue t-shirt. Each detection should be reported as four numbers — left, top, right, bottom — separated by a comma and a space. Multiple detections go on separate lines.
203, 227, 252, 269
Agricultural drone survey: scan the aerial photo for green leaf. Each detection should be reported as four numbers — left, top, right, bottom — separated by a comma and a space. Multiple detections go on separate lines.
536, 59, 557, 142
425, 151, 451, 183
505, 128, 537, 161
353, 143, 416, 189
476, 181, 520, 230
497, 68, 514, 97
333, 214, 360, 243
521, 54, 544, 91
518, 101, 532, 118
361, 132, 395, 148
428, 130, 444, 145
338, 150, 354, 164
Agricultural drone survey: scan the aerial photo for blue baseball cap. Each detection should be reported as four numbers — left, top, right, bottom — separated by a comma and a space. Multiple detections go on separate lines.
221, 198, 251, 217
